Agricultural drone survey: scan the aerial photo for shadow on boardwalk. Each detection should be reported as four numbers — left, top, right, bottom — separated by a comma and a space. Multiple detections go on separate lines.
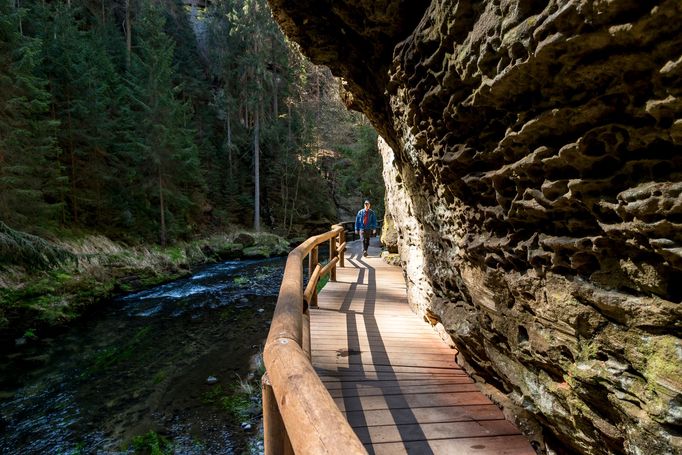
311, 239, 534, 455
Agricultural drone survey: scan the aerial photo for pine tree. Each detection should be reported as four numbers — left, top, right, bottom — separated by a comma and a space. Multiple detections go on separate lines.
41, 5, 125, 227
0, 2, 63, 230
126, 3, 203, 244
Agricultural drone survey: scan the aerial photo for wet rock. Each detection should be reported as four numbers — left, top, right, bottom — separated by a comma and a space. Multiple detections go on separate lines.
267, 1, 682, 454
240, 422, 252, 431
234, 233, 255, 247
243, 246, 271, 258
206, 376, 218, 385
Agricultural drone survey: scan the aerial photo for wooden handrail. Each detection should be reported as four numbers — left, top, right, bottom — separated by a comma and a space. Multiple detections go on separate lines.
263, 224, 365, 455
303, 263, 322, 305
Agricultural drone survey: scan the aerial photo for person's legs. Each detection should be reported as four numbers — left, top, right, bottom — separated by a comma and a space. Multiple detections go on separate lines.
362, 230, 370, 255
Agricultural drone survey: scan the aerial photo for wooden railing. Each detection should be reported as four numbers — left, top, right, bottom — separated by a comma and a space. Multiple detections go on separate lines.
262, 224, 367, 454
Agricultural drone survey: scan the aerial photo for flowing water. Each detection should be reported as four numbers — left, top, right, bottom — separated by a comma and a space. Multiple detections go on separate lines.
0, 257, 287, 454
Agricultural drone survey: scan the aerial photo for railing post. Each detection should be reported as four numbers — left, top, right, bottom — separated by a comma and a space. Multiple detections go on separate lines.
330, 233, 337, 282
309, 246, 318, 308
302, 309, 311, 360
262, 373, 293, 455
339, 228, 345, 268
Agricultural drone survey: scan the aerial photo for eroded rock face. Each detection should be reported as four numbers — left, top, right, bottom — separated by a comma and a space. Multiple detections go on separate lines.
268, 1, 682, 453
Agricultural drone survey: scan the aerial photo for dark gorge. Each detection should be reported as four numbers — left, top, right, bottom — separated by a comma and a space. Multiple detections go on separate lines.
266, 1, 682, 454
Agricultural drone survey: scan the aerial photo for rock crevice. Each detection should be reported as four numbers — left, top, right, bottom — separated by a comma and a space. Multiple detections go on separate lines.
267, 1, 682, 453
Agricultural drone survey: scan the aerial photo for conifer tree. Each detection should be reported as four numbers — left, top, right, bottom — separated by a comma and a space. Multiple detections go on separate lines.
126, 2, 202, 244
0, 1, 62, 230
41, 5, 125, 227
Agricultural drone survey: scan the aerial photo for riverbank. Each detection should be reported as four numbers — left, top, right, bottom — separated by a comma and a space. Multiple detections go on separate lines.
0, 255, 286, 454
0, 223, 292, 347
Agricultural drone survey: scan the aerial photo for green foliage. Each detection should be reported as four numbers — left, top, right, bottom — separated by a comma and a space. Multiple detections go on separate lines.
131, 431, 173, 455
0, 2, 63, 229
0, 222, 75, 270
152, 369, 167, 385
233, 276, 249, 285
0, 0, 383, 244
335, 125, 384, 216
202, 380, 260, 421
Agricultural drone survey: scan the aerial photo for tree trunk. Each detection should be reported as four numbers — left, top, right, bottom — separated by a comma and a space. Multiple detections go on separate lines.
287, 102, 292, 144
316, 69, 321, 122
125, 0, 132, 69
158, 167, 166, 246
16, 0, 23, 35
288, 164, 301, 234
272, 74, 278, 118
253, 104, 261, 232
227, 108, 233, 179
66, 96, 78, 224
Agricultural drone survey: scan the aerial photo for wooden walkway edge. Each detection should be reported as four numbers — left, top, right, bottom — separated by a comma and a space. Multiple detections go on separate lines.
312, 239, 535, 455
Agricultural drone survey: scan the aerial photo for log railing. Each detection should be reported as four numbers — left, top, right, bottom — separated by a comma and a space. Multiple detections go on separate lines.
262, 224, 367, 455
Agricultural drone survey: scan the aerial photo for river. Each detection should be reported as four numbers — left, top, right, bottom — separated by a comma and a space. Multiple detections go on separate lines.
0, 257, 287, 454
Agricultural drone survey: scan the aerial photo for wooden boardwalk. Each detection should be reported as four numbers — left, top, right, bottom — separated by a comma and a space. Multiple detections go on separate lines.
311, 239, 534, 455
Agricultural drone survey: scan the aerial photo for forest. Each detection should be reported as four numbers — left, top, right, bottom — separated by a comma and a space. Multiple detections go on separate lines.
0, 1, 384, 451
0, 0, 384, 245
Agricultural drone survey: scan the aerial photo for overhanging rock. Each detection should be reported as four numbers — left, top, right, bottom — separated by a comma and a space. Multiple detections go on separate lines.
267, 1, 682, 453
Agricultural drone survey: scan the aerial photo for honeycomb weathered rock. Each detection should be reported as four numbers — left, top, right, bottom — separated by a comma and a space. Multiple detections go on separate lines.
267, 1, 682, 453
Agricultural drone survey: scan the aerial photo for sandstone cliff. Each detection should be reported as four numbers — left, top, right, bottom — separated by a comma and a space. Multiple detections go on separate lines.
267, 1, 682, 453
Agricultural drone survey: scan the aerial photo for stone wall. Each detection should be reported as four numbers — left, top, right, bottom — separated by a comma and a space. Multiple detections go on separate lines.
267, 1, 682, 453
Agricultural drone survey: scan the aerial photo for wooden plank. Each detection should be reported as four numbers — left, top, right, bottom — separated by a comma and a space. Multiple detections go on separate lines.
334, 391, 494, 412
313, 346, 456, 355
317, 373, 471, 382
312, 351, 458, 362
369, 435, 536, 455
344, 405, 506, 427
314, 363, 461, 374
322, 377, 474, 388
327, 383, 480, 398
353, 420, 521, 445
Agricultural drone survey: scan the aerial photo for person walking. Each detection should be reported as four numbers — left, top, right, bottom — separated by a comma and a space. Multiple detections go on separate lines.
355, 200, 377, 257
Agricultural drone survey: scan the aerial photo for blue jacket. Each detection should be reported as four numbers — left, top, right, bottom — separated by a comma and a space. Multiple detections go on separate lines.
355, 208, 377, 231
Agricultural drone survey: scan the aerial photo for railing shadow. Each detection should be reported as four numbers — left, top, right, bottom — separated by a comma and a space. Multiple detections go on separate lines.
335, 240, 433, 455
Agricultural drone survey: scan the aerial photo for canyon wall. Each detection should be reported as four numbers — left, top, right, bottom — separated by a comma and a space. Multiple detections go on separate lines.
267, 1, 682, 453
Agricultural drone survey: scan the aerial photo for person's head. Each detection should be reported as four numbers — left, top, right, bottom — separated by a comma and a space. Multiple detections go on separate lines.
364, 200, 371, 209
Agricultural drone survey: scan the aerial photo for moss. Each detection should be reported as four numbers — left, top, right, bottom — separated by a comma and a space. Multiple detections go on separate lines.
215, 242, 243, 256
243, 245, 271, 258
83, 326, 152, 377
233, 276, 249, 286
576, 339, 598, 362
220, 392, 254, 421
130, 431, 173, 455
203, 380, 261, 422
643, 335, 682, 392
153, 369, 167, 385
